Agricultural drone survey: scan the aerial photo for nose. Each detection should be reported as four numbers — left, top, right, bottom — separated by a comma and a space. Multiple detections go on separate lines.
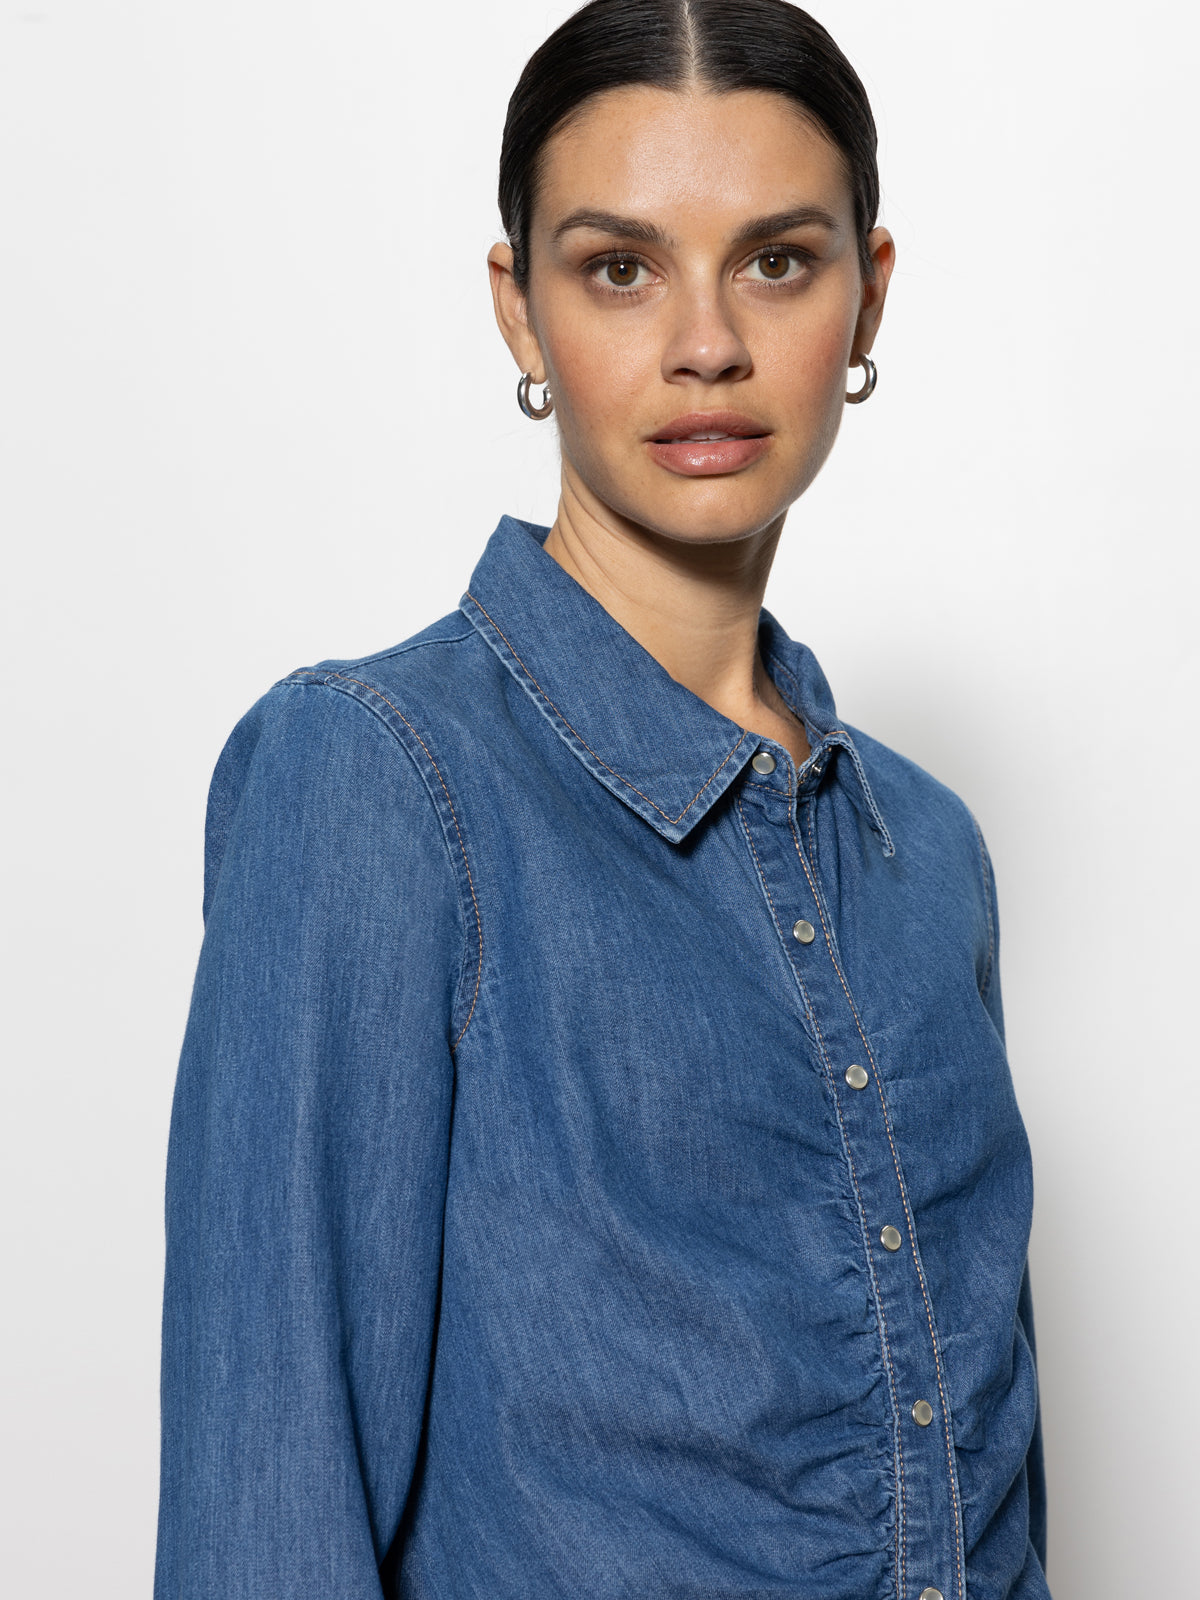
660, 281, 752, 386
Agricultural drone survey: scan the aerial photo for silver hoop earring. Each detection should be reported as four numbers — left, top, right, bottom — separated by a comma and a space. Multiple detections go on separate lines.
845, 353, 877, 404
517, 372, 554, 420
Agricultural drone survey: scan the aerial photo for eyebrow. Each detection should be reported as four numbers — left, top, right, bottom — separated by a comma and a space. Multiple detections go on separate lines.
549, 205, 841, 249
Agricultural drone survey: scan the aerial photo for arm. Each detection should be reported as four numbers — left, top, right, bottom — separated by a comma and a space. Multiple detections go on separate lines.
1017, 1259, 1048, 1573
155, 679, 465, 1598
973, 817, 1048, 1575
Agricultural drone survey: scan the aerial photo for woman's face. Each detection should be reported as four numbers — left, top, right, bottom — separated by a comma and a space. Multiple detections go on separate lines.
489, 85, 894, 548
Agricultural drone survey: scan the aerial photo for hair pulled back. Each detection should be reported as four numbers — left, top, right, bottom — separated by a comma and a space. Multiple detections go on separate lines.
498, 0, 880, 294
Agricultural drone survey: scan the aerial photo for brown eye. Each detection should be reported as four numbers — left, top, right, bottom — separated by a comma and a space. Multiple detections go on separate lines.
605, 259, 640, 287
757, 252, 792, 280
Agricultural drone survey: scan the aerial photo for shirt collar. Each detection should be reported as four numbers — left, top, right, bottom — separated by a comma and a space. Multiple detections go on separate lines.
460, 514, 893, 855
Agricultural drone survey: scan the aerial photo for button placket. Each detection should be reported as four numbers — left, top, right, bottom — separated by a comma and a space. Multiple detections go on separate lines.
736, 785, 964, 1600
741, 744, 800, 823
788, 797, 963, 1599
814, 892, 961, 1593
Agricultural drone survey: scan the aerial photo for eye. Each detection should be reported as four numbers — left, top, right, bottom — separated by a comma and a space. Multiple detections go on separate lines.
587, 253, 655, 293
604, 258, 642, 288
743, 249, 811, 286
755, 252, 793, 280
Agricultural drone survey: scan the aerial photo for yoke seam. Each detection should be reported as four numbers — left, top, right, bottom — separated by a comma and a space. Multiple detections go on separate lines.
288, 670, 483, 1052
313, 629, 477, 673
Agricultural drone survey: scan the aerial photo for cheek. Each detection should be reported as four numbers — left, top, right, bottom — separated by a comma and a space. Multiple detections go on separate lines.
759, 317, 853, 422
545, 309, 655, 433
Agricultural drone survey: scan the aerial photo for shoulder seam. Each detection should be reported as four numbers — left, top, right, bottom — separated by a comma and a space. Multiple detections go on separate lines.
310, 628, 477, 673
286, 671, 483, 1053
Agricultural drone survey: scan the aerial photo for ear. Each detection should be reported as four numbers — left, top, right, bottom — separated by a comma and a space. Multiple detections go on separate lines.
853, 226, 896, 357
487, 242, 547, 379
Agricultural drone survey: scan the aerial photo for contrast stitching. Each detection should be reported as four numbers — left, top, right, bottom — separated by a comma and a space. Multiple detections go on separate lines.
794, 804, 964, 1600
762, 656, 824, 780
973, 817, 997, 1004
292, 671, 483, 1051
762, 690, 895, 859
464, 592, 750, 826
737, 796, 787, 969
765, 650, 807, 709
837, 737, 896, 857
736, 797, 906, 1600
801, 808, 960, 1593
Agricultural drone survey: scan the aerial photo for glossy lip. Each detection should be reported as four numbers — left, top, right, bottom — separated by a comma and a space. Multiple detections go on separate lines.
645, 411, 773, 477
647, 410, 771, 443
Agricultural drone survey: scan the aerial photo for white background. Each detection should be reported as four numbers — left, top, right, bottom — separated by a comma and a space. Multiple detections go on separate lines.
2, 1, 1196, 1593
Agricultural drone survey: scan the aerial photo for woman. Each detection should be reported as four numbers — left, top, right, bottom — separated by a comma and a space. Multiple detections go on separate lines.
155, 3, 1048, 1598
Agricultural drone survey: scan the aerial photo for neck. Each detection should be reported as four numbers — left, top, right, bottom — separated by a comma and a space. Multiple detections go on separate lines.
542, 479, 812, 769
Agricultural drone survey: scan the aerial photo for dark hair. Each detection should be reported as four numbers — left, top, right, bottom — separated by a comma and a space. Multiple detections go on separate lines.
498, 0, 880, 294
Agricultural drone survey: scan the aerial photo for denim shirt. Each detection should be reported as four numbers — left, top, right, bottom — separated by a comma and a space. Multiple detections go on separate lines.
156, 513, 1048, 1600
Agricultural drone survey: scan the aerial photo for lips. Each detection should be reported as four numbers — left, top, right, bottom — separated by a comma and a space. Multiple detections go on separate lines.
648, 411, 769, 444
646, 411, 772, 477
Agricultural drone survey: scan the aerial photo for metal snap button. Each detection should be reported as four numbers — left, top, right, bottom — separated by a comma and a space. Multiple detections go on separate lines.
911, 1400, 934, 1427
792, 919, 816, 944
880, 1225, 902, 1252
919, 1590, 944, 1600
845, 1063, 869, 1089
750, 750, 776, 774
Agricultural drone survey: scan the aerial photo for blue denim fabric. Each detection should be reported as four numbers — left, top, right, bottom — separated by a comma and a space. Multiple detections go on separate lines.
157, 513, 1048, 1600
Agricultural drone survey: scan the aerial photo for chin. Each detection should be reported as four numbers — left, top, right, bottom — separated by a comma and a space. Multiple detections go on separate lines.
622, 494, 790, 546
622, 467, 808, 545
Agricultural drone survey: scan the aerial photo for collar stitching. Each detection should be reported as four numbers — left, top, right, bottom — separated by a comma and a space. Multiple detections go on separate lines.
765, 650, 813, 718
766, 650, 894, 858
464, 591, 751, 826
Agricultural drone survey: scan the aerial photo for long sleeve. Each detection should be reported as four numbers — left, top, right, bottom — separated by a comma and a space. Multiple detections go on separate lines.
974, 819, 1049, 1577
155, 679, 464, 1598
1017, 1261, 1048, 1572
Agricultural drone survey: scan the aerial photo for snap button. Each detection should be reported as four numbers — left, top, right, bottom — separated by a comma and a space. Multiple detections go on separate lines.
880, 1225, 902, 1252
750, 749, 776, 774
845, 1063, 868, 1089
792, 919, 816, 945
911, 1400, 934, 1427
919, 1590, 944, 1600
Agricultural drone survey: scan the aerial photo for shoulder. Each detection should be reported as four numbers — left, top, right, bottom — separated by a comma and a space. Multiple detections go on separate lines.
844, 720, 992, 884
847, 723, 979, 830
216, 609, 488, 796
202, 609, 489, 921
284, 608, 489, 730
844, 722, 1001, 1002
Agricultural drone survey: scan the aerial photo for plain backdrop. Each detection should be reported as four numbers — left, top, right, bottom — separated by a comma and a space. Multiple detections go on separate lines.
2, 1, 1197, 1594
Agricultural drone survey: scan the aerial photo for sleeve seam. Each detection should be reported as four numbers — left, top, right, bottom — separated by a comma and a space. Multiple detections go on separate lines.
284, 673, 483, 1053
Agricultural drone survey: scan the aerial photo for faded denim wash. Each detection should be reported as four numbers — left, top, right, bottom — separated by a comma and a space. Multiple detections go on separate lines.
156, 513, 1048, 1600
